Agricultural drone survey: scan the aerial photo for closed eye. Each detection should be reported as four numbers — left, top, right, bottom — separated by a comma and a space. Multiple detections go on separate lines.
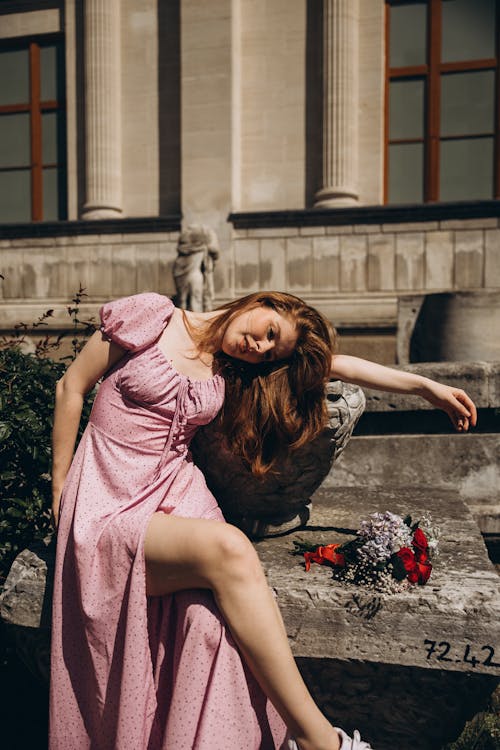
267, 327, 275, 341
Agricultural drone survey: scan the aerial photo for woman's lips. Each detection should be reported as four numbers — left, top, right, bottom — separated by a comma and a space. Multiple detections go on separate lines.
239, 336, 248, 353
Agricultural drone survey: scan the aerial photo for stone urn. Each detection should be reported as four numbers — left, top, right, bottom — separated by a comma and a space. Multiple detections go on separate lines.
192, 380, 365, 537
398, 290, 500, 364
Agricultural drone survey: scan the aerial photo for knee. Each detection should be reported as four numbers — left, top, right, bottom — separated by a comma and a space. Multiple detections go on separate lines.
211, 524, 263, 588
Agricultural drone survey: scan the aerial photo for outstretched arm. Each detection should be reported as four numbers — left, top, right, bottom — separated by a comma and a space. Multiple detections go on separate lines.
331, 354, 477, 432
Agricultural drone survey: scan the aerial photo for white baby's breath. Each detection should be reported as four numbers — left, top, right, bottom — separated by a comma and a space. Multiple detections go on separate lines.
356, 511, 413, 565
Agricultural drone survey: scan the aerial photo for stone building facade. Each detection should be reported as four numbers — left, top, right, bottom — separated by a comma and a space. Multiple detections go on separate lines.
1, 0, 499, 361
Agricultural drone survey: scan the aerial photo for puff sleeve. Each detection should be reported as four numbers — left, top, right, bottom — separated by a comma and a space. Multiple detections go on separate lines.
99, 293, 174, 352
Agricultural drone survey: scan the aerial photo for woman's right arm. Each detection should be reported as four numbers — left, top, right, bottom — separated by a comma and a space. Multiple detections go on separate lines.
51, 330, 126, 526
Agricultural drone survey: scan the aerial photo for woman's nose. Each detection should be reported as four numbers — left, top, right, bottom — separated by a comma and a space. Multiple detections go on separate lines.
247, 336, 273, 355
247, 335, 258, 351
259, 338, 273, 354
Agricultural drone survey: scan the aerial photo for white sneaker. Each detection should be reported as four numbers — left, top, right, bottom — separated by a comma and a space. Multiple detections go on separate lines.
287, 729, 373, 750
335, 727, 373, 750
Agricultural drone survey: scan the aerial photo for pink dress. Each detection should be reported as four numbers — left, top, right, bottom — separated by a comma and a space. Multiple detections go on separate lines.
49, 293, 289, 750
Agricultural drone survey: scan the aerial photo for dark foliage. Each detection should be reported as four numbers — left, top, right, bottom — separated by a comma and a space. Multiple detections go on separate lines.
0, 288, 96, 582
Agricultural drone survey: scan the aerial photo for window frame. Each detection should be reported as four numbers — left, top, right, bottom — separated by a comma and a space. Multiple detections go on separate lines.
0, 33, 66, 222
384, 0, 500, 203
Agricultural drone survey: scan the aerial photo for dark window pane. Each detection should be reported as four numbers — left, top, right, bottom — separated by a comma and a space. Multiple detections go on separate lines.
0, 113, 30, 168
442, 0, 495, 63
389, 2, 427, 67
440, 137, 493, 200
390, 79, 425, 139
388, 143, 424, 203
41, 45, 58, 101
441, 70, 494, 136
0, 170, 31, 222
0, 49, 29, 106
42, 111, 58, 164
43, 167, 59, 220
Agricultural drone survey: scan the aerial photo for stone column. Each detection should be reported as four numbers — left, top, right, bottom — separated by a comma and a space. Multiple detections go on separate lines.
81, 0, 123, 219
314, 0, 359, 208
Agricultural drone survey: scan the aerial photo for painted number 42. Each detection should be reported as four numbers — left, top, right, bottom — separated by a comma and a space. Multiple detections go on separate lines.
424, 640, 500, 668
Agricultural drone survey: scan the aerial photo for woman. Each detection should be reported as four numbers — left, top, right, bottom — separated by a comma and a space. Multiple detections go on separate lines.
50, 291, 476, 750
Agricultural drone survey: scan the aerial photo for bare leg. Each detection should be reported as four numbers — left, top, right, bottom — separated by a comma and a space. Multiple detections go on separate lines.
145, 513, 341, 750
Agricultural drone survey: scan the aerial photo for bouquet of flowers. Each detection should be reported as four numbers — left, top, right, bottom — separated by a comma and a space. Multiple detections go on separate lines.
294, 511, 439, 592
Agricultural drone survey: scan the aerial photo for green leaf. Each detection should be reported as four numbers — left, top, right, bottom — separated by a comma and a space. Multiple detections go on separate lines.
0, 422, 12, 441
5, 507, 25, 519
0, 471, 17, 482
389, 553, 408, 581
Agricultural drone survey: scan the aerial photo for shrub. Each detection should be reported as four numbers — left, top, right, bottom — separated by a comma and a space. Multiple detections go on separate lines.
0, 289, 95, 582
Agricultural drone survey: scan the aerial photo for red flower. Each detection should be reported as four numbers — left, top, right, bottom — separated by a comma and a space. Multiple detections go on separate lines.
416, 559, 432, 584
396, 545, 432, 584
412, 528, 429, 562
304, 544, 345, 572
396, 547, 418, 574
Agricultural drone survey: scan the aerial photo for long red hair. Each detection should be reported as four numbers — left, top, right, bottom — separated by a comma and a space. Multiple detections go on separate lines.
187, 292, 337, 476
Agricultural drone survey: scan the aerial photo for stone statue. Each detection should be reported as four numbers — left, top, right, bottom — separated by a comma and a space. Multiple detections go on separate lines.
173, 225, 220, 311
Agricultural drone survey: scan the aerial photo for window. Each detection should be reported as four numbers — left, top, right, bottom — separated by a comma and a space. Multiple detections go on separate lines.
0, 37, 66, 222
385, 0, 499, 203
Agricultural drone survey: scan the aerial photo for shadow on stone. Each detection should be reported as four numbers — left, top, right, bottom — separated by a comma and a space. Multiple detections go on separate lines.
298, 657, 499, 750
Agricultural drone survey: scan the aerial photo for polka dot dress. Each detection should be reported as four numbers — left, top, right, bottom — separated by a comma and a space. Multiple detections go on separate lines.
49, 293, 289, 749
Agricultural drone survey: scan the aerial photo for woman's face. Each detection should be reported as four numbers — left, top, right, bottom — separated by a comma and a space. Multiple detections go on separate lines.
221, 305, 298, 364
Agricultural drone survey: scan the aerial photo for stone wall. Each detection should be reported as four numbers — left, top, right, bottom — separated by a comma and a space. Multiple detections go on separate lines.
231, 216, 500, 360
1, 215, 499, 362
0, 231, 179, 340
232, 217, 500, 311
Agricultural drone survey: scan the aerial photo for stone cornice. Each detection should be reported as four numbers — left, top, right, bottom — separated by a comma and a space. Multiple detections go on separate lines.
228, 200, 500, 229
0, 215, 182, 240
0, 1, 61, 16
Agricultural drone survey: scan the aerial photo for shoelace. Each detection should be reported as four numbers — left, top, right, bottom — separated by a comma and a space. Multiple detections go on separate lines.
351, 729, 373, 749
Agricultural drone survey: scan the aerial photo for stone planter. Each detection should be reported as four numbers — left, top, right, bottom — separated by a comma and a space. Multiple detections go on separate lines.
192, 380, 366, 537
398, 290, 500, 364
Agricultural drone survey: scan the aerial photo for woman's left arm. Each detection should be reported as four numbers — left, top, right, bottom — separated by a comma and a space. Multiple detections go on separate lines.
331, 354, 477, 432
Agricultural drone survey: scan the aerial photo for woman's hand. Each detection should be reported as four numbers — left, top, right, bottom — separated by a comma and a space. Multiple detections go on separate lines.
419, 380, 477, 432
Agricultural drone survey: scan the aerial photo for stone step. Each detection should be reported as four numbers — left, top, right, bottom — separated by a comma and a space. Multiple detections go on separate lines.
254, 485, 500, 748
326, 433, 500, 534
257, 485, 500, 676
327, 433, 499, 494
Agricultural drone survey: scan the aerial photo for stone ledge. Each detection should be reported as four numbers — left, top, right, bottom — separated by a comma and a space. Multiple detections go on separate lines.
0, 294, 400, 332
256, 486, 500, 676
229, 200, 500, 230
358, 361, 500, 411
0, 215, 182, 240
327, 434, 500, 501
